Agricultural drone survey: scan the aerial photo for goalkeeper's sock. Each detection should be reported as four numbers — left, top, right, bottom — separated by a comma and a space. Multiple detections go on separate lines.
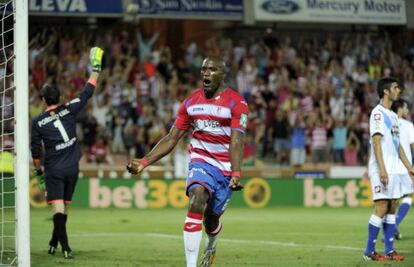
205, 221, 222, 251
49, 229, 58, 247
183, 212, 203, 267
49, 214, 66, 248
53, 213, 71, 252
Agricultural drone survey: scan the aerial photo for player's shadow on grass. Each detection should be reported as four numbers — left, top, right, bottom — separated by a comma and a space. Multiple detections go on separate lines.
396, 236, 413, 241
32, 249, 111, 266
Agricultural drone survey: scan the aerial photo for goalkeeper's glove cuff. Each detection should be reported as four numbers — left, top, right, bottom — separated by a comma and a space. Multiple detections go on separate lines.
92, 66, 101, 73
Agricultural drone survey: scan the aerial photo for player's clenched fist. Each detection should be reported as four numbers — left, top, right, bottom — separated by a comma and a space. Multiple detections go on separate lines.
229, 176, 244, 191
126, 158, 148, 175
90, 47, 104, 73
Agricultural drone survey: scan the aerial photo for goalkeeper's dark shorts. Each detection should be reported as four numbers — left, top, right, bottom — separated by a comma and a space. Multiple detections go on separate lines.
45, 165, 79, 205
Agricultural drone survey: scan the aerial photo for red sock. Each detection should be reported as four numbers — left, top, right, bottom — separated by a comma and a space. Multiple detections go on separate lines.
184, 212, 203, 232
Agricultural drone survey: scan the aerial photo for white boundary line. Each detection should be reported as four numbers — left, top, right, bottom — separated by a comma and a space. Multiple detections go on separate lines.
69, 232, 409, 253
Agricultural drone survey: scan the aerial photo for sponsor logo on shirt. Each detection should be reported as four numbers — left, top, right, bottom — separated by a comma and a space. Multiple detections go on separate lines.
391, 124, 399, 137
193, 119, 221, 130
192, 107, 204, 112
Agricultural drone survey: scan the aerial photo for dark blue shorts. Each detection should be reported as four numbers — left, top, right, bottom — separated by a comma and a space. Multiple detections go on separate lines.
186, 161, 232, 216
45, 165, 79, 204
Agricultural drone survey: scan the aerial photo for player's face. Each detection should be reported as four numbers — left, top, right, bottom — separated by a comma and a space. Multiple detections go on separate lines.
402, 103, 409, 117
388, 82, 401, 101
201, 59, 224, 92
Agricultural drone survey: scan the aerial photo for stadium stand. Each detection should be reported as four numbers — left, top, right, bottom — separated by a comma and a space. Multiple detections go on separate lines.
28, 26, 414, 173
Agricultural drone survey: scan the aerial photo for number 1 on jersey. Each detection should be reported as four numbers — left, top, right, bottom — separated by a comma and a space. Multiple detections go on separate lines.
53, 119, 70, 142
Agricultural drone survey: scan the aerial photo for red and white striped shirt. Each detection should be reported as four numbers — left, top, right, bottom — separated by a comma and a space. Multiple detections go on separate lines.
174, 88, 249, 176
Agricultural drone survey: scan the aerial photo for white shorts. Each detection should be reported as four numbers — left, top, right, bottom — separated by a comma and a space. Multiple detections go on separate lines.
400, 173, 414, 196
369, 172, 402, 200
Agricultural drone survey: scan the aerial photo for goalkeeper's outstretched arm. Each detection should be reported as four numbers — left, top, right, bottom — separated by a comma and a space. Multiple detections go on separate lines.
66, 47, 104, 114
127, 127, 187, 175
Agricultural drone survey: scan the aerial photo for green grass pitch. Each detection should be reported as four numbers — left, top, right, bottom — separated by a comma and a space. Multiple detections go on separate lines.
30, 207, 414, 266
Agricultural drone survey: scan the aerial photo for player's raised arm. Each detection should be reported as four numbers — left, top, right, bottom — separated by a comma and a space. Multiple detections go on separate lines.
65, 47, 103, 114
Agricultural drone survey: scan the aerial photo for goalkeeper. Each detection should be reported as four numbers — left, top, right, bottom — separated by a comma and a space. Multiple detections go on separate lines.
31, 47, 103, 259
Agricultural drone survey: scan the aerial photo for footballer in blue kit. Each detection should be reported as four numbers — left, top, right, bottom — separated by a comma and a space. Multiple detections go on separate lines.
390, 99, 414, 240
363, 77, 414, 262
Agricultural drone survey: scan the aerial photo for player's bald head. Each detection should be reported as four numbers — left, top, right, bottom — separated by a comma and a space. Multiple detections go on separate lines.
201, 56, 226, 94
203, 57, 226, 71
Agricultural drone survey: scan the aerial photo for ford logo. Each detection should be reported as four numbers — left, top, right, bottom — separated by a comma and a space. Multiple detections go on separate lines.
262, 0, 300, 14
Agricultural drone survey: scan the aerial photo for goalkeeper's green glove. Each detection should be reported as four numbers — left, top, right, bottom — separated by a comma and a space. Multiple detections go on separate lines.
89, 47, 104, 73
34, 168, 45, 191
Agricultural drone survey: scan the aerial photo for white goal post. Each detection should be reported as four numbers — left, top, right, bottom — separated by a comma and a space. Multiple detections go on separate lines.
14, 0, 30, 266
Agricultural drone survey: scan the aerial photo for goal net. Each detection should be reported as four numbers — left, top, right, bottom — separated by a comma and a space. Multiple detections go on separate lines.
0, 0, 29, 266
0, 0, 17, 264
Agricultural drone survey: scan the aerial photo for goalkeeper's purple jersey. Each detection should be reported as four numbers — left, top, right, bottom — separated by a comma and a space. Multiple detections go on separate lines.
31, 82, 95, 171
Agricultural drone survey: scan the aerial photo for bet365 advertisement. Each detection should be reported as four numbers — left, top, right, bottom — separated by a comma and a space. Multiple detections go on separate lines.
29, 178, 377, 208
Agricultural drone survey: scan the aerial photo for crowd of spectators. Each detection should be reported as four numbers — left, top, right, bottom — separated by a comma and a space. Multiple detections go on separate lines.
28, 26, 414, 168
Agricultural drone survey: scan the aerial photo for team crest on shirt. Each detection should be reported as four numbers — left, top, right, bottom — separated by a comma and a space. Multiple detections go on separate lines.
391, 124, 399, 137
375, 186, 381, 193
240, 114, 247, 128
374, 113, 381, 120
